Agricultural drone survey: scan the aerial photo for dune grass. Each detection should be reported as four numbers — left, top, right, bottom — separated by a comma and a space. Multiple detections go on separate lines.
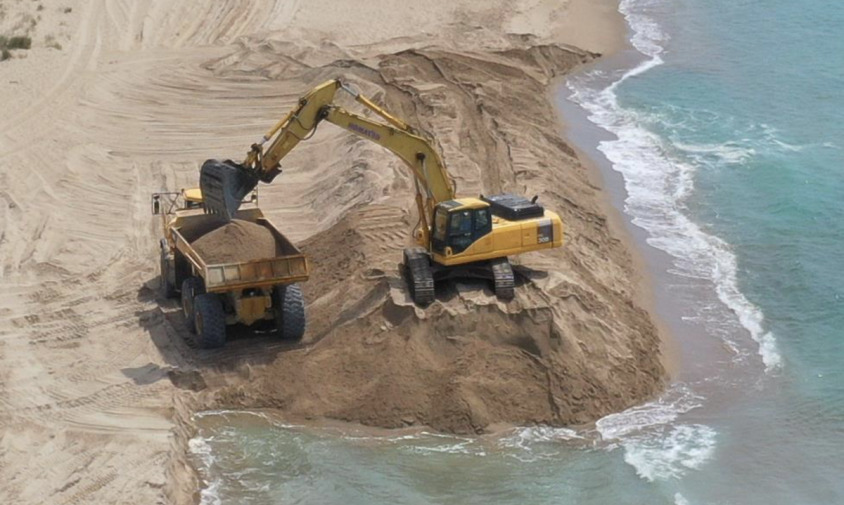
0, 35, 33, 50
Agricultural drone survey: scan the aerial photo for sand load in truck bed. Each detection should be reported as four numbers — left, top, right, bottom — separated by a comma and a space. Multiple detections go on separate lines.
192, 219, 281, 264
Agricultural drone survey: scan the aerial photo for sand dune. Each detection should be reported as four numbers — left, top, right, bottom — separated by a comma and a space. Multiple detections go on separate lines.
0, 1, 661, 503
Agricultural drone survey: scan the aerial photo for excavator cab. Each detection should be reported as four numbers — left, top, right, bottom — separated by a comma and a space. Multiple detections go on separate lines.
431, 200, 493, 256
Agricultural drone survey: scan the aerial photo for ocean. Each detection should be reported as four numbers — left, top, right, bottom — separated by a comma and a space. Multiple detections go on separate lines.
189, 0, 844, 503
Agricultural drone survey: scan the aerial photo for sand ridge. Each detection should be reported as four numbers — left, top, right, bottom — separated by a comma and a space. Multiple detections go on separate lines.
0, 1, 658, 504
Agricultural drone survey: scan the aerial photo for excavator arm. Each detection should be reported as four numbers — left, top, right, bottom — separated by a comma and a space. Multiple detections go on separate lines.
199, 79, 455, 245
320, 103, 454, 244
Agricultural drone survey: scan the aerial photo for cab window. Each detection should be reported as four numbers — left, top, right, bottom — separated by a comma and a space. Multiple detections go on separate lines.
475, 208, 490, 233
451, 211, 473, 234
449, 210, 474, 253
433, 208, 448, 241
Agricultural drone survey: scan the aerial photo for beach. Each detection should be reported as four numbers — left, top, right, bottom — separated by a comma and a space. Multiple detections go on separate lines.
0, 1, 669, 503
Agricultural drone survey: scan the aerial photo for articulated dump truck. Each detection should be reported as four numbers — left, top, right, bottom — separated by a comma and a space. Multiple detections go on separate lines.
152, 190, 308, 349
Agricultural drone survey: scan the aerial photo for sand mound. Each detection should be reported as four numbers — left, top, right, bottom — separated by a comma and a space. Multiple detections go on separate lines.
194, 40, 666, 435
209, 202, 663, 434
192, 220, 279, 264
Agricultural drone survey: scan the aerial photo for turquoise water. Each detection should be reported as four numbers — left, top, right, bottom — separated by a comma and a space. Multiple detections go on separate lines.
191, 1, 844, 503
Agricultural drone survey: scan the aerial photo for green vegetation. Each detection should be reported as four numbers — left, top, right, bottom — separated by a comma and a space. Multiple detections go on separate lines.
45, 35, 62, 51
0, 35, 33, 60
0, 35, 33, 50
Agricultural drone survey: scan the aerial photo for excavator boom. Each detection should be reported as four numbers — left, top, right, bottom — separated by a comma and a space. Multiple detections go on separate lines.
199, 79, 454, 226
199, 80, 343, 220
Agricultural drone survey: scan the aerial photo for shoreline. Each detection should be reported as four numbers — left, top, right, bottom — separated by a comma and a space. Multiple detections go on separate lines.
557, 0, 783, 448
553, 3, 757, 388
550, 0, 682, 377
552, 57, 683, 378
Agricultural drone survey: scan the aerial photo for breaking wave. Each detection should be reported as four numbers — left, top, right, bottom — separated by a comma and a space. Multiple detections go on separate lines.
566, 0, 781, 371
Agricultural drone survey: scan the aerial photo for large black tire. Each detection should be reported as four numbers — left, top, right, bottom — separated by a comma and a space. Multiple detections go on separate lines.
273, 284, 306, 340
181, 277, 205, 333
194, 293, 226, 349
159, 247, 177, 299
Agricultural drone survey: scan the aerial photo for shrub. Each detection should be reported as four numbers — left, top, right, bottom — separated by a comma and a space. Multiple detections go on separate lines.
5, 36, 32, 50
1, 49, 11, 61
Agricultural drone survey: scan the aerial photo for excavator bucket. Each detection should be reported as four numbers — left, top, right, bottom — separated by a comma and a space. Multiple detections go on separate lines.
199, 159, 259, 221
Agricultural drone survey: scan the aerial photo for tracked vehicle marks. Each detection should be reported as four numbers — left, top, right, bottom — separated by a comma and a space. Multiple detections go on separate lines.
355, 205, 409, 253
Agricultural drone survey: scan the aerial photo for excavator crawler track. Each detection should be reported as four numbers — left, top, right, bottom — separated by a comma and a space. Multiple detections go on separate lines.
403, 248, 435, 305
491, 257, 515, 300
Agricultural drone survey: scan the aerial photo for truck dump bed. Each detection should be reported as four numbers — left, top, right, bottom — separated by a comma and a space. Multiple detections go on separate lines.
170, 208, 308, 293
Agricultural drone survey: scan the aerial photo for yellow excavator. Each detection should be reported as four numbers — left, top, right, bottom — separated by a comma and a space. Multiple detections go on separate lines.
199, 79, 564, 304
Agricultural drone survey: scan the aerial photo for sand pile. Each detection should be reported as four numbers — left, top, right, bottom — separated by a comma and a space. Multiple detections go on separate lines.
196, 40, 666, 434
216, 278, 663, 433
209, 203, 663, 435
192, 220, 279, 264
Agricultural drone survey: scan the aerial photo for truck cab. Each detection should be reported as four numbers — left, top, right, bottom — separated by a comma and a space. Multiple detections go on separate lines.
151, 188, 257, 216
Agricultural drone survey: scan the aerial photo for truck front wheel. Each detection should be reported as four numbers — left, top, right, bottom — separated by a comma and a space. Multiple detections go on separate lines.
194, 293, 226, 349
181, 277, 205, 333
159, 249, 177, 299
273, 284, 306, 341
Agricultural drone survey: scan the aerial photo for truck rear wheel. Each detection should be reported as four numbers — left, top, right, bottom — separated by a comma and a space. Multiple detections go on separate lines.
181, 277, 205, 333
194, 293, 226, 349
273, 284, 305, 340
159, 249, 177, 299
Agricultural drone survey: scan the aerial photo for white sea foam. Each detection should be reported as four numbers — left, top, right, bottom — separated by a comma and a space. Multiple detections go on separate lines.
675, 492, 692, 505
672, 141, 757, 165
596, 383, 702, 440
622, 424, 717, 482
189, 435, 223, 505
567, 0, 782, 372
596, 384, 717, 484
498, 426, 582, 451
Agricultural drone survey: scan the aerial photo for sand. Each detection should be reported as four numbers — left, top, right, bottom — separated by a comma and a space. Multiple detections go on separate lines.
0, 1, 662, 504
192, 220, 279, 264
